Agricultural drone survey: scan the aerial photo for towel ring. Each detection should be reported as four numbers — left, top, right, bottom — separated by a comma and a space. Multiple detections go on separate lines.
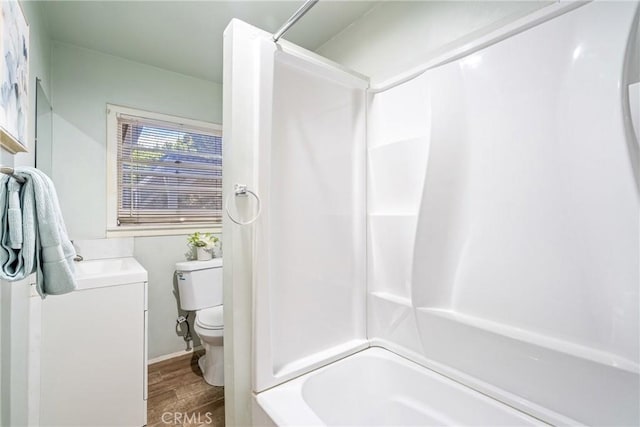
225, 184, 261, 225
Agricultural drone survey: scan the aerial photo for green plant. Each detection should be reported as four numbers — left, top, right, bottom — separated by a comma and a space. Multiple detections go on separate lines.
187, 232, 218, 248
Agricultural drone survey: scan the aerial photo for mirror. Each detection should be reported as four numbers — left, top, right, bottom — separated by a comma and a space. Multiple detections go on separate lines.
35, 78, 52, 176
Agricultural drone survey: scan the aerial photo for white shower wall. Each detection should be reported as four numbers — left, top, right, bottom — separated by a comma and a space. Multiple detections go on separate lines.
367, 71, 431, 356
250, 38, 368, 392
367, 2, 639, 425
224, 21, 369, 423
226, 3, 639, 425
262, 51, 367, 375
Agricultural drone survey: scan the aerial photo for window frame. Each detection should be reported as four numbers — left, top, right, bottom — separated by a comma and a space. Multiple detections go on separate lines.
106, 104, 223, 237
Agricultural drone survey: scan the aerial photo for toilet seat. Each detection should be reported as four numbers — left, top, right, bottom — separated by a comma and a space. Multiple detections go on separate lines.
196, 305, 223, 330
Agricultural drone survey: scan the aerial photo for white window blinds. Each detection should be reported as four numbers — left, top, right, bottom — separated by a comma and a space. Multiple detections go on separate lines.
116, 113, 222, 226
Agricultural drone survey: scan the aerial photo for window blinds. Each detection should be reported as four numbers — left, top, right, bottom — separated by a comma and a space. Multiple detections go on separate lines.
116, 113, 222, 226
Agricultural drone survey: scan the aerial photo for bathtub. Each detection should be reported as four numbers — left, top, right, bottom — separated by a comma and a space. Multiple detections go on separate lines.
253, 347, 542, 426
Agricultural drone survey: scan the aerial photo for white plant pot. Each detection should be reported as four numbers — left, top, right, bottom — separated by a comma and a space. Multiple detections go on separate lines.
197, 247, 212, 261
212, 246, 222, 258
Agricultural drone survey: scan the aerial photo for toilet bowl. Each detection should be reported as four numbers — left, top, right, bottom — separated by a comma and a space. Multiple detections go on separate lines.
194, 305, 224, 386
175, 259, 224, 386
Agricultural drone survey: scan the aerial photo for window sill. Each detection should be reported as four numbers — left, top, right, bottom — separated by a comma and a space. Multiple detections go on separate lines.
106, 224, 221, 238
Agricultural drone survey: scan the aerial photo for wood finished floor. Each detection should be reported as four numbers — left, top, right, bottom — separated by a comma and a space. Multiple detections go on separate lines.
147, 350, 225, 427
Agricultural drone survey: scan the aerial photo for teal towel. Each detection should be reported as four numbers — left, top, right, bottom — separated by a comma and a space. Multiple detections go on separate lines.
0, 167, 76, 297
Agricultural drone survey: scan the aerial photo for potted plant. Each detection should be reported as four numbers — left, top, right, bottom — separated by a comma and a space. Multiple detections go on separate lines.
187, 232, 219, 261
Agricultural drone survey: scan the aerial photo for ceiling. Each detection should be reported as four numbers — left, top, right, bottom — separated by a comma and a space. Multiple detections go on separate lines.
42, 1, 380, 83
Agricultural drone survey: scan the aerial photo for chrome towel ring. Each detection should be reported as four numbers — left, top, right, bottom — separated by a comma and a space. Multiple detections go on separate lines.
225, 184, 261, 225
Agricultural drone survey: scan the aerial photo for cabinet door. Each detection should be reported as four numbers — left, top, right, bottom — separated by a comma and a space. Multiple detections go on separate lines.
40, 282, 145, 426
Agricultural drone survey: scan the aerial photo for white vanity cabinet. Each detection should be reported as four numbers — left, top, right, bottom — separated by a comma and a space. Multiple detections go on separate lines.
38, 258, 148, 427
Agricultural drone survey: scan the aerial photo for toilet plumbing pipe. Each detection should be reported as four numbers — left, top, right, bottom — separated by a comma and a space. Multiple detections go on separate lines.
176, 313, 192, 350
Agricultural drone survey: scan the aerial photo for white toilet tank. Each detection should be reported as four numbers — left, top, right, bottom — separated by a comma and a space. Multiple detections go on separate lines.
175, 258, 223, 311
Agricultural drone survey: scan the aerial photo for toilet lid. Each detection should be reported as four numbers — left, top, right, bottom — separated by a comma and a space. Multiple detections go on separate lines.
196, 306, 223, 329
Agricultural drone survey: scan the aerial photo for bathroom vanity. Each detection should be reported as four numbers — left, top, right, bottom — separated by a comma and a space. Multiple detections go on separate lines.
37, 257, 148, 426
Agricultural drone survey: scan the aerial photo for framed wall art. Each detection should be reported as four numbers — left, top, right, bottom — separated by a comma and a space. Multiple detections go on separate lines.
0, 0, 29, 153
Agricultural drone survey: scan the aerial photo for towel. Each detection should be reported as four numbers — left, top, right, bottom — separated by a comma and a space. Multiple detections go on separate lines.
0, 167, 76, 297
7, 178, 23, 249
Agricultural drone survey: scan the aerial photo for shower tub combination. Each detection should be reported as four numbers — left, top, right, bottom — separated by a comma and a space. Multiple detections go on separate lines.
224, 1, 640, 426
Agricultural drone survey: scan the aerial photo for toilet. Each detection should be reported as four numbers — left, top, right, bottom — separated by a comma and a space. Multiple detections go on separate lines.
175, 258, 224, 386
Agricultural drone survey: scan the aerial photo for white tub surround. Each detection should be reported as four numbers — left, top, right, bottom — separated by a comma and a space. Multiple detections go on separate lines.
225, 1, 640, 426
224, 22, 369, 394
366, 1, 639, 424
253, 47, 368, 389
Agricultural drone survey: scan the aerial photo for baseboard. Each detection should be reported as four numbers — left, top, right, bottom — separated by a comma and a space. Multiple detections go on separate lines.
148, 345, 204, 365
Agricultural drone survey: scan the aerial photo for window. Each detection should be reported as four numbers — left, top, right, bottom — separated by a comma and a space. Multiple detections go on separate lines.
107, 105, 222, 236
